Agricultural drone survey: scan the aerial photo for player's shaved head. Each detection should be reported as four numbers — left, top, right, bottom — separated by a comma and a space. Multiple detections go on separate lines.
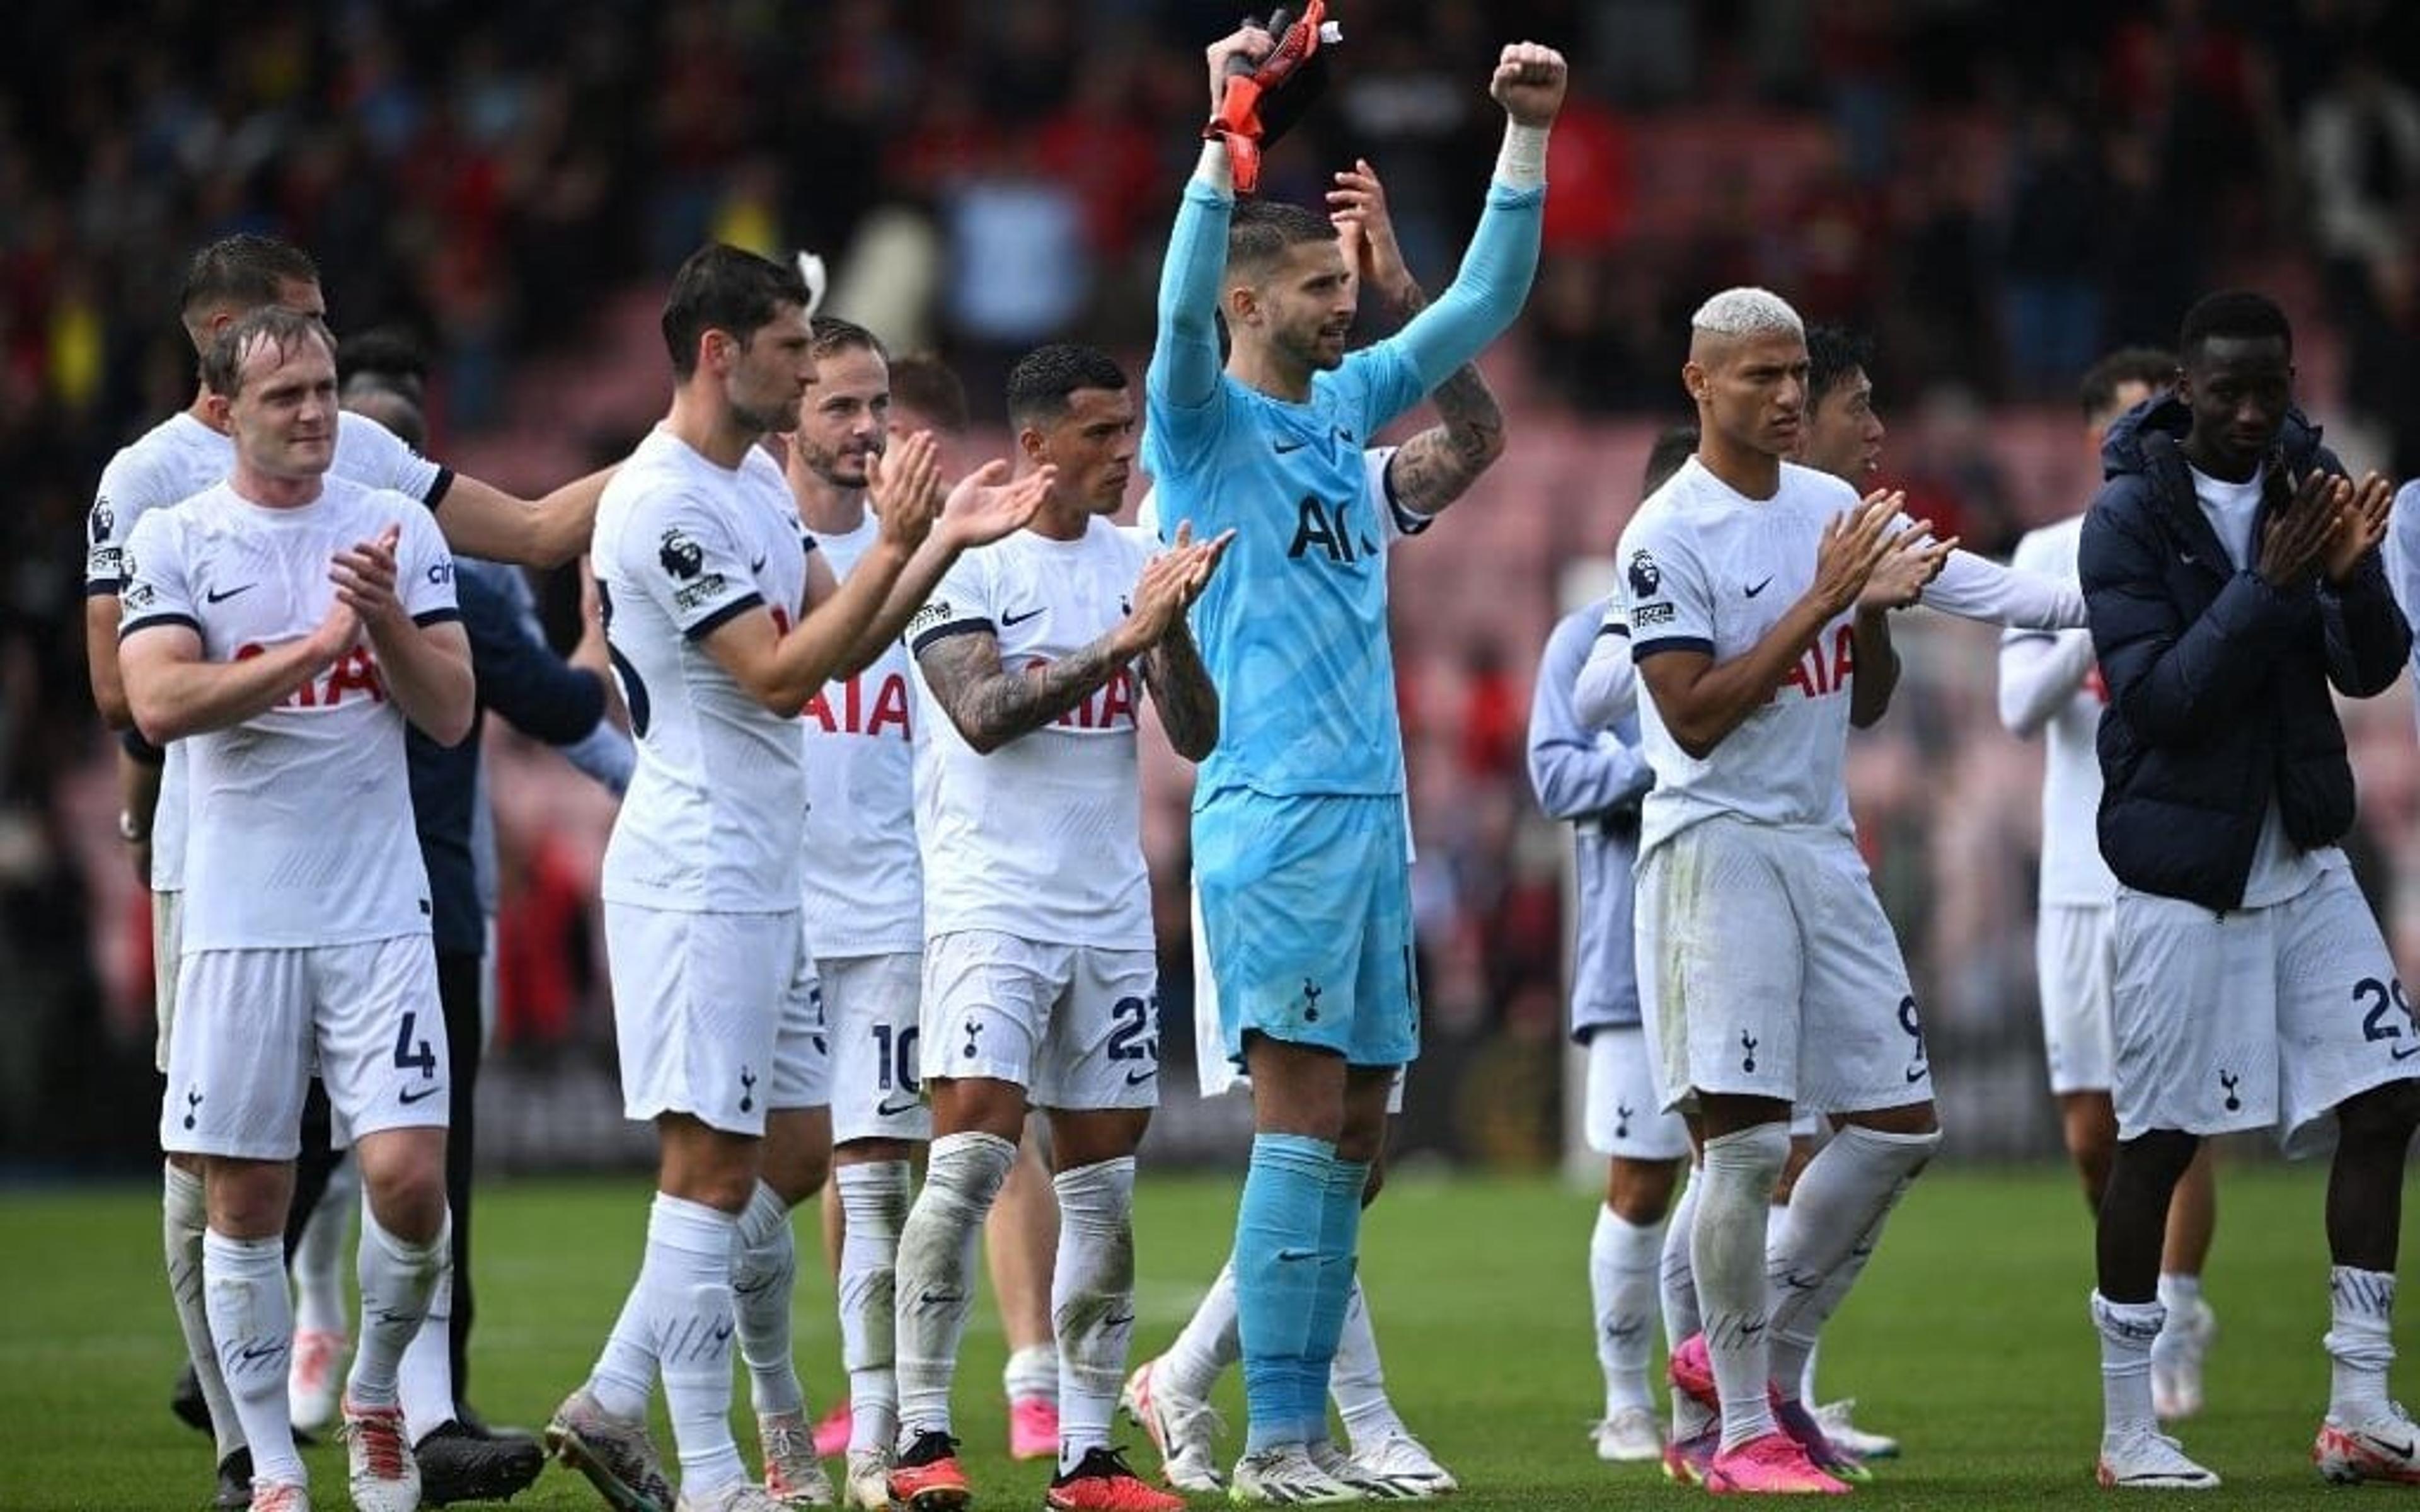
1687, 287, 1805, 371
1227, 200, 1339, 285
202, 307, 337, 399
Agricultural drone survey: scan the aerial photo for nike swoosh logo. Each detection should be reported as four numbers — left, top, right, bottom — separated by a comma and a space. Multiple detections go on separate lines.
1105, 1312, 1136, 1330
399, 1083, 445, 1105
205, 584, 256, 604
2357, 1434, 2417, 1458
1905, 1065, 1930, 1082
876, 1095, 922, 1118
2392, 1043, 2419, 1061
1124, 1067, 1156, 1087
1273, 439, 1308, 454
1744, 577, 1773, 597
750, 554, 768, 573
1001, 607, 1045, 627
236, 1341, 283, 1364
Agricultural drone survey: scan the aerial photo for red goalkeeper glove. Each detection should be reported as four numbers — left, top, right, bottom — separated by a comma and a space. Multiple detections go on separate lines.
1205, 3, 1340, 195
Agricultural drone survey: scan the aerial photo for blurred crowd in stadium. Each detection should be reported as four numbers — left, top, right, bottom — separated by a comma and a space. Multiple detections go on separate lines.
4, 0, 2417, 1165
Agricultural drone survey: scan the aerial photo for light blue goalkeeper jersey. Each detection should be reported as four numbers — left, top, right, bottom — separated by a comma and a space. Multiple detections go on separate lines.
1143, 176, 1544, 805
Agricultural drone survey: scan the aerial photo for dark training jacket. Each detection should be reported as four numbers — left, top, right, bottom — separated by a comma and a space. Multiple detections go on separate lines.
2078, 395, 2408, 912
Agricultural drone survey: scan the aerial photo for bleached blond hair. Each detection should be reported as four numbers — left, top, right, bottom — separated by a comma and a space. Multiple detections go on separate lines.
1690, 287, 1804, 340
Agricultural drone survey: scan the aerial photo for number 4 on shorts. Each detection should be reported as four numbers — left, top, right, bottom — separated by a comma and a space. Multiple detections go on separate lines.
393, 1009, 438, 1076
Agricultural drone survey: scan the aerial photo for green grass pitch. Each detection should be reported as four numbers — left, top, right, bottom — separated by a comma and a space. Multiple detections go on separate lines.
2, 1164, 2412, 1509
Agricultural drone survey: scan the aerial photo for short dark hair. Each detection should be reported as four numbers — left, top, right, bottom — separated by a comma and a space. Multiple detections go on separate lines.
1006, 343, 1128, 430
889, 353, 969, 436
202, 307, 336, 399
1805, 324, 1874, 410
339, 327, 429, 395
1226, 200, 1337, 282
2077, 346, 2176, 421
1641, 424, 1700, 501
660, 244, 810, 379
180, 235, 319, 322
2179, 291, 2291, 364
809, 315, 887, 362
345, 385, 427, 450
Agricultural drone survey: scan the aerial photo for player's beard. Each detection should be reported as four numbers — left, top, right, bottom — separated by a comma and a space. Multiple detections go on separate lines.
801, 434, 880, 491
730, 393, 798, 437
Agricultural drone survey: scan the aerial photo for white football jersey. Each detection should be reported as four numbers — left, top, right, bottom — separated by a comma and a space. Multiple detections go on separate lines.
87, 410, 449, 894
1614, 457, 1869, 857
2003, 517, 2117, 906
906, 516, 1155, 949
117, 476, 457, 949
799, 515, 923, 956
596, 429, 816, 913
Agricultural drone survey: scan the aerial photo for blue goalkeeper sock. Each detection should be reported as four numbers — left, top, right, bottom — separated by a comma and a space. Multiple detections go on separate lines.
1303, 1155, 1369, 1443
1236, 1132, 1333, 1453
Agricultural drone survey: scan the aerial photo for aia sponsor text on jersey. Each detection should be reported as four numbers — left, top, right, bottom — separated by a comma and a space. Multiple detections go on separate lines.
1028, 659, 1138, 732
235, 640, 389, 709
1777, 623, 1859, 702
805, 670, 912, 740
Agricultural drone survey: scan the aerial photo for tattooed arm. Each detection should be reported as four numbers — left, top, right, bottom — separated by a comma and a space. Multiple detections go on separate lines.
1330, 159, 1506, 521
1138, 619, 1220, 762
1383, 274, 1506, 520
915, 626, 1138, 755
915, 527, 1230, 756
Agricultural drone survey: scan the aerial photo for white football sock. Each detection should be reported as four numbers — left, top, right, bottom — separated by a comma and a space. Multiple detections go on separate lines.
1330, 1278, 1406, 1450
348, 1206, 447, 1410
1694, 1125, 1787, 1451
1051, 1157, 1138, 1473
731, 1181, 805, 1417
588, 1274, 658, 1422
1765, 1126, 1937, 1404
2154, 1272, 2201, 1312
837, 1160, 911, 1453
292, 1159, 357, 1336
2325, 1267, 2396, 1423
648, 1193, 746, 1493
204, 1229, 305, 1487
1004, 1344, 1060, 1405
1592, 1204, 1664, 1416
166, 1164, 248, 1462
1659, 1176, 1709, 1439
397, 1248, 457, 1442
896, 1131, 1015, 1446
2093, 1291, 2164, 1444
1162, 1259, 1240, 1402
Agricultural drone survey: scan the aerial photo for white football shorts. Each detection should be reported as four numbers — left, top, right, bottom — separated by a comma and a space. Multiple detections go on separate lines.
1635, 816, 1932, 1117
1584, 1026, 1692, 1160
161, 934, 446, 1160
2037, 902, 2117, 1096
151, 888, 184, 1074
608, 903, 826, 1136
921, 931, 1161, 1111
822, 950, 932, 1143
2111, 869, 2416, 1157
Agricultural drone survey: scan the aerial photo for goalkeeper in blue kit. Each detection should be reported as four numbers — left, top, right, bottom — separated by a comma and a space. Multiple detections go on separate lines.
1143, 14, 1566, 1501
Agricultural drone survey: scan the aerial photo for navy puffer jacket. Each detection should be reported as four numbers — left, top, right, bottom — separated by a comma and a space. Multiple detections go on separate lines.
2079, 395, 2408, 911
